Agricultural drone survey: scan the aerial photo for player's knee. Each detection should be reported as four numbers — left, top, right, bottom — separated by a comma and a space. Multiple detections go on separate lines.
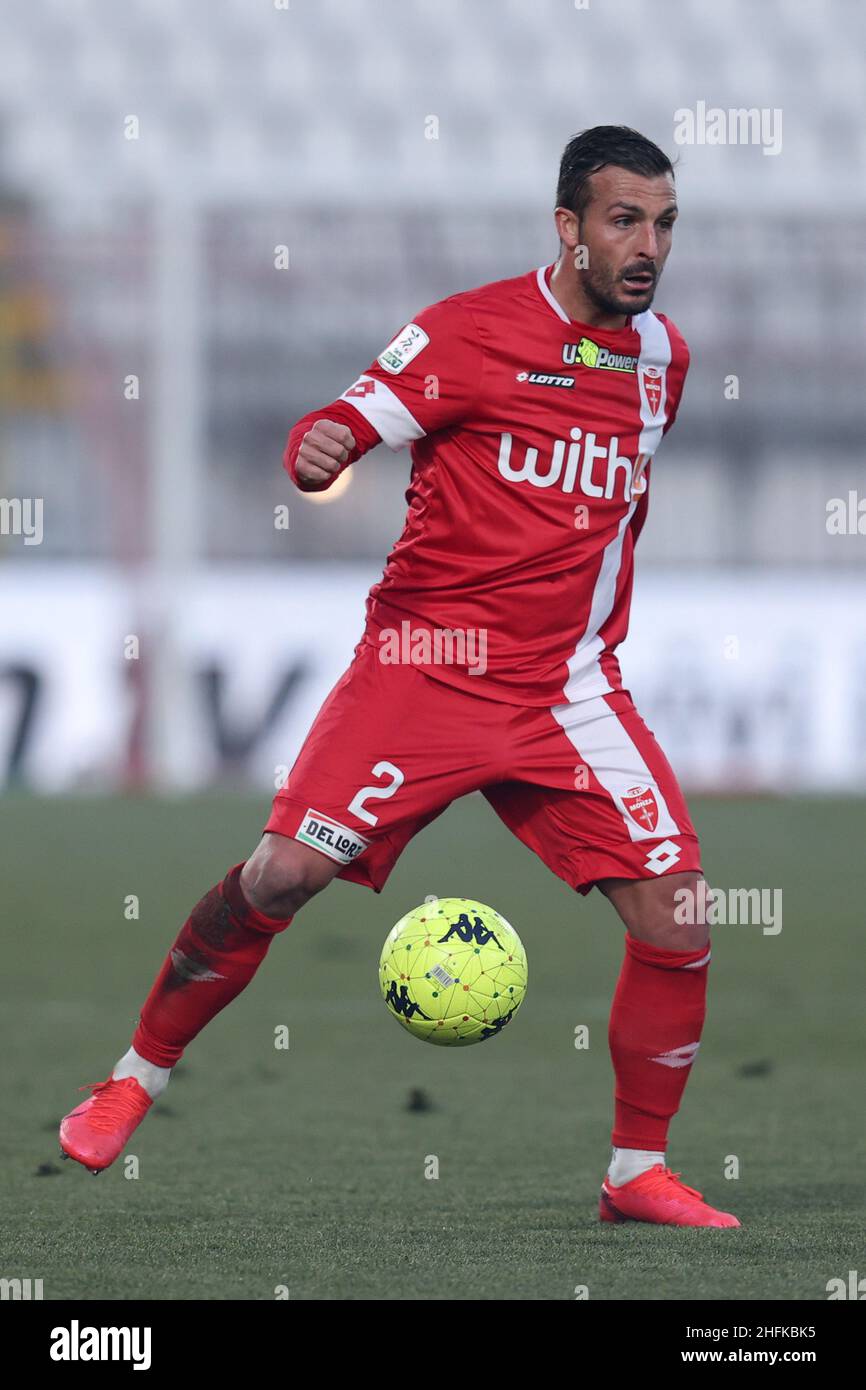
602, 869, 708, 948
240, 834, 336, 918
651, 870, 709, 947
658, 869, 703, 917
653, 870, 708, 942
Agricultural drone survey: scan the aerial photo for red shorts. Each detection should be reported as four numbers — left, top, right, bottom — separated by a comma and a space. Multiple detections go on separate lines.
265, 642, 701, 895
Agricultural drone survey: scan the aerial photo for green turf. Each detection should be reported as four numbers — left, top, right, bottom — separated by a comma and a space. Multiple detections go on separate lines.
1, 793, 864, 1300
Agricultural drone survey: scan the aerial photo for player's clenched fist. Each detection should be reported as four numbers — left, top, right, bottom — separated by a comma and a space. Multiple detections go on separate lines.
295, 419, 356, 489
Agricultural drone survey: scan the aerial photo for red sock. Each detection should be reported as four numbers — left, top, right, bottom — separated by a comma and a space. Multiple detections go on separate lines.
132, 863, 292, 1067
608, 931, 711, 1151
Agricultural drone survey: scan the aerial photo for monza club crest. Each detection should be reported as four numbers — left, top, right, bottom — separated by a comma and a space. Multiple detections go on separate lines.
622, 784, 659, 832
641, 366, 664, 417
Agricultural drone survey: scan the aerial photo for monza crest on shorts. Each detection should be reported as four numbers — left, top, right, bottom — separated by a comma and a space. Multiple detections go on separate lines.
641, 366, 664, 417
622, 784, 659, 832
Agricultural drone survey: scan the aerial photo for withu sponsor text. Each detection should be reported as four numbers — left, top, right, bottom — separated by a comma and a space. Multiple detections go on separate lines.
497, 430, 648, 501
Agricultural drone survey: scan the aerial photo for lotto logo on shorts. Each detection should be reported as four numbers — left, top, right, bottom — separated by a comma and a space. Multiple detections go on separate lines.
644, 840, 682, 875
295, 810, 370, 864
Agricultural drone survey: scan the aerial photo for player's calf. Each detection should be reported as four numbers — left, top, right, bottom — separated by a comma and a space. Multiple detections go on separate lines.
598, 870, 714, 1197
59, 837, 336, 1173
241, 831, 342, 918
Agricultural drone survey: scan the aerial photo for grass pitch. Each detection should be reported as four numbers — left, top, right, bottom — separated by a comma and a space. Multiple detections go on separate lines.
1, 792, 863, 1300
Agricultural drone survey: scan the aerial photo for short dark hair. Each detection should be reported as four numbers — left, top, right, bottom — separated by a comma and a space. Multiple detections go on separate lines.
556, 125, 675, 220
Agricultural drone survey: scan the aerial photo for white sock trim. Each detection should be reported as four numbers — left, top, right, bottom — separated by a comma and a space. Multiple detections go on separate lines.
112, 1046, 172, 1101
607, 1146, 665, 1186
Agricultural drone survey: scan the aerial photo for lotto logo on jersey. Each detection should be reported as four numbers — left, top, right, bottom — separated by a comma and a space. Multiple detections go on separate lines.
377, 322, 430, 374
295, 810, 370, 864
516, 370, 575, 388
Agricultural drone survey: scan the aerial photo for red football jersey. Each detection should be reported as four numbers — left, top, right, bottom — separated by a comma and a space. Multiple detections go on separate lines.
285, 263, 689, 706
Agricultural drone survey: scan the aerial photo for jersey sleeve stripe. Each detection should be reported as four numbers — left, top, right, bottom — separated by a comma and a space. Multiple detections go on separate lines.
340, 375, 426, 451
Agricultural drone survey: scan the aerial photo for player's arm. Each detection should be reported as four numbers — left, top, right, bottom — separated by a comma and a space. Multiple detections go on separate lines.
629, 466, 651, 544
286, 404, 380, 493
660, 318, 690, 437
284, 298, 484, 494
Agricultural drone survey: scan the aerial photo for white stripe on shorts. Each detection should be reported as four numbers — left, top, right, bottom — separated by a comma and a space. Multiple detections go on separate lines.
551, 694, 681, 842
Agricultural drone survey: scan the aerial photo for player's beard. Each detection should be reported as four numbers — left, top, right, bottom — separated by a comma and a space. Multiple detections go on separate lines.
581, 259, 659, 319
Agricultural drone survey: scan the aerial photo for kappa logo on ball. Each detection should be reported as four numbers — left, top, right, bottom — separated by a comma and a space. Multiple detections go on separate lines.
622, 784, 659, 832
377, 322, 430, 374
641, 366, 664, 417
295, 810, 369, 864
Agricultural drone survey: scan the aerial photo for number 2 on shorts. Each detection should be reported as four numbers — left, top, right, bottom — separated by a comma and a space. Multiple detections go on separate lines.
348, 761, 405, 826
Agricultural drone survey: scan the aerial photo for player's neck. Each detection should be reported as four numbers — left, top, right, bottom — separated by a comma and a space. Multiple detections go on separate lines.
548, 258, 629, 333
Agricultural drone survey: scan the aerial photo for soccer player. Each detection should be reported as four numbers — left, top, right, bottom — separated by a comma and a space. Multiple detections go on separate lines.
61, 126, 739, 1228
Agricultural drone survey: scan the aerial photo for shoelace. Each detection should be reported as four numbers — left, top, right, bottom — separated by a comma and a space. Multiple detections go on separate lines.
643, 1165, 704, 1201
76, 1079, 147, 1134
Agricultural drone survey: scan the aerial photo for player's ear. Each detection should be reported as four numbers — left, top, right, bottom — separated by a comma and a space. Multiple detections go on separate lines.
554, 205, 580, 250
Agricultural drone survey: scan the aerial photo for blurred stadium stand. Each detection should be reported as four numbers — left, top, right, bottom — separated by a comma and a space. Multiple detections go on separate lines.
1, 0, 864, 566
1, 0, 864, 790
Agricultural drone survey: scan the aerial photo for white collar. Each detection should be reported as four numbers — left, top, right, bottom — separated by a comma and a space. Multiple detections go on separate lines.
535, 264, 571, 323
